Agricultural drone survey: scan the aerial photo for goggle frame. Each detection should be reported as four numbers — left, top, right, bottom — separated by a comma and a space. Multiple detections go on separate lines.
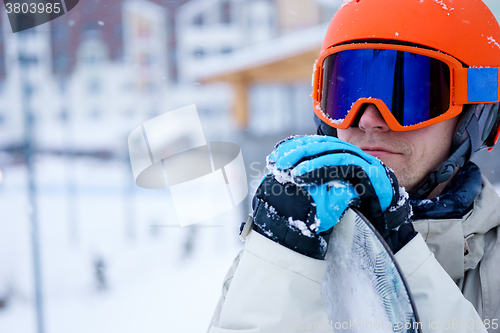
312, 43, 500, 133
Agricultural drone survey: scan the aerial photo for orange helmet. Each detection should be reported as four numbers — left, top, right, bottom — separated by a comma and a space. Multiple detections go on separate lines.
322, 0, 500, 67
313, 0, 500, 198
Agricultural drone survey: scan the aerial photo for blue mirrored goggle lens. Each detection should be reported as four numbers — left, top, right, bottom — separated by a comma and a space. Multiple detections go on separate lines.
321, 49, 451, 127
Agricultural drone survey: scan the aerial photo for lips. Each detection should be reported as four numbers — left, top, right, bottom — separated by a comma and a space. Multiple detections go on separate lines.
360, 146, 402, 157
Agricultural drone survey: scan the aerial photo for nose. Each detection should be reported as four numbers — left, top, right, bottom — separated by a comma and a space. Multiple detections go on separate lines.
358, 104, 390, 132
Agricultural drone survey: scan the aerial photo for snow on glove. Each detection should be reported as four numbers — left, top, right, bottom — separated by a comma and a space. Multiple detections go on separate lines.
256, 135, 414, 255
251, 174, 359, 259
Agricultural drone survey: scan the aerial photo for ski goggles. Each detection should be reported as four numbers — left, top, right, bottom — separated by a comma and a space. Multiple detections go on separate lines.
312, 43, 500, 131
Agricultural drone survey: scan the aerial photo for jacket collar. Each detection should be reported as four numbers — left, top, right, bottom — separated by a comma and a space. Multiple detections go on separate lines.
410, 162, 482, 220
410, 164, 500, 280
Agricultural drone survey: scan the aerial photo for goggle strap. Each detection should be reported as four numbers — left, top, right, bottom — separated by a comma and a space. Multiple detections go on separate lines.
454, 68, 500, 105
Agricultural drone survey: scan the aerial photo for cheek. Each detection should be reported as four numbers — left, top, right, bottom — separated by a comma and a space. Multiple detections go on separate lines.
407, 123, 456, 169
337, 129, 352, 141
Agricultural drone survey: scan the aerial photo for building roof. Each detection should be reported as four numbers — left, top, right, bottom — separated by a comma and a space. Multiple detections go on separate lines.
197, 22, 329, 83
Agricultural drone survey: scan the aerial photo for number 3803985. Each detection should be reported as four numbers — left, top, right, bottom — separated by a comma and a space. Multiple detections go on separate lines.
5, 2, 61, 14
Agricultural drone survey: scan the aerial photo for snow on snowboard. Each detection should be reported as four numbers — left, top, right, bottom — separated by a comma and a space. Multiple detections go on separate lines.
322, 208, 421, 333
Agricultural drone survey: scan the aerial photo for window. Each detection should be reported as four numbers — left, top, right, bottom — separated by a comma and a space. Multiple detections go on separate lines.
88, 80, 101, 94
59, 109, 68, 122
221, 47, 233, 54
19, 55, 38, 67
24, 84, 35, 98
55, 54, 70, 73
114, 23, 122, 38
193, 14, 204, 26
58, 79, 67, 94
76, 37, 109, 66
193, 48, 205, 58
53, 22, 69, 44
221, 1, 232, 24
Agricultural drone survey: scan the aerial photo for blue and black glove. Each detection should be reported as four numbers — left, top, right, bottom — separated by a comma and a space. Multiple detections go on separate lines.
250, 136, 415, 259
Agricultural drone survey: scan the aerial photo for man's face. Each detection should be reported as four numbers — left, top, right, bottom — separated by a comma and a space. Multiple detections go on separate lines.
337, 104, 460, 194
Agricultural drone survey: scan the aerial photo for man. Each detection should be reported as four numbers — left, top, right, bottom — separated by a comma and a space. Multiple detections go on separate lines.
208, 0, 500, 332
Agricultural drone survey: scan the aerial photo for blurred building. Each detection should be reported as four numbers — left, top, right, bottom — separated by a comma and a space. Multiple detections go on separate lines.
176, 0, 276, 83
0, 0, 341, 157
122, 0, 168, 93
184, 0, 337, 137
65, 0, 171, 153
0, 0, 178, 155
0, 11, 60, 153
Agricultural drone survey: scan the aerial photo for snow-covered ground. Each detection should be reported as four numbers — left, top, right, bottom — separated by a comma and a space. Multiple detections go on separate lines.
0, 156, 244, 333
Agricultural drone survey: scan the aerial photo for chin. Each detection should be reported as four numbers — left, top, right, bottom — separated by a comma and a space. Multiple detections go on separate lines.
373, 155, 398, 169
377, 161, 412, 190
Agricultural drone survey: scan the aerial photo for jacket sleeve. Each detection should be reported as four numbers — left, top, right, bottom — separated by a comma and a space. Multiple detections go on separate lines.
207, 230, 331, 332
208, 226, 489, 332
395, 233, 488, 333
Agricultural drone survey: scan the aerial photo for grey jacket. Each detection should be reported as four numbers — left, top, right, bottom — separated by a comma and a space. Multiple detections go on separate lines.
413, 176, 500, 329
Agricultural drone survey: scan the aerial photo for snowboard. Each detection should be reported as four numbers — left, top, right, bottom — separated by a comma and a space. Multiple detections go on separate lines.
322, 208, 421, 333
